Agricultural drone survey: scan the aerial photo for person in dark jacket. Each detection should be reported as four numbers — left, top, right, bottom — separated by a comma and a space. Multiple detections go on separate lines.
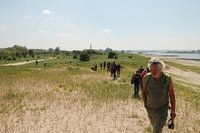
111, 62, 117, 79
103, 61, 106, 70
116, 63, 122, 77
131, 70, 142, 97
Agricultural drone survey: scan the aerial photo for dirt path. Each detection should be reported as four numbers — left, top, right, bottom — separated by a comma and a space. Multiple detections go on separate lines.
0, 58, 53, 67
165, 66, 200, 86
163, 58, 200, 86
163, 58, 200, 67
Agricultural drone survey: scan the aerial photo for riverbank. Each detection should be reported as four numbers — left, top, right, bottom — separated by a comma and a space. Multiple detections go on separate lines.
162, 58, 200, 67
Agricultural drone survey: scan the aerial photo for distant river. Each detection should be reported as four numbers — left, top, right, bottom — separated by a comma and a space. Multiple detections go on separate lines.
144, 52, 200, 60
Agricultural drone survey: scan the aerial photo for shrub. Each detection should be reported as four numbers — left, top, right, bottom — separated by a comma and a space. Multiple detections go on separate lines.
79, 52, 90, 61
108, 51, 118, 59
73, 54, 79, 59
128, 55, 132, 58
28, 50, 35, 58
13, 56, 16, 61
6, 56, 13, 61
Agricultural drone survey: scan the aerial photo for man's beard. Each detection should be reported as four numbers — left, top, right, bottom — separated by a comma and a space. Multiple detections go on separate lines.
152, 73, 160, 78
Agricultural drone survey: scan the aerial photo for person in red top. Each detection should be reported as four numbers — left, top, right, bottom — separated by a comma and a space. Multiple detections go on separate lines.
141, 67, 150, 79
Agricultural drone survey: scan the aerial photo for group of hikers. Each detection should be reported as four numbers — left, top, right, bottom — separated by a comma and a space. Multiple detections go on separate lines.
131, 66, 150, 97
91, 61, 122, 79
36, 57, 175, 133
93, 59, 176, 133
34, 57, 175, 133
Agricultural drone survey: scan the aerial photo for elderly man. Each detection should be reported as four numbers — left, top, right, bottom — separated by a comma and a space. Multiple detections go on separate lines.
142, 58, 176, 133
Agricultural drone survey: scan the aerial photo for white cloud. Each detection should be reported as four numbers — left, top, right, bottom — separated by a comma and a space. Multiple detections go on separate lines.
41, 9, 56, 16
101, 28, 111, 34
0, 25, 7, 30
37, 30, 48, 34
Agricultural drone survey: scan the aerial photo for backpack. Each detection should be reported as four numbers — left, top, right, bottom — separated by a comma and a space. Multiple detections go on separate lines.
131, 74, 136, 84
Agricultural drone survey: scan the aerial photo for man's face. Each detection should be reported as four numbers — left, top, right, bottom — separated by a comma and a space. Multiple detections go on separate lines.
150, 64, 162, 78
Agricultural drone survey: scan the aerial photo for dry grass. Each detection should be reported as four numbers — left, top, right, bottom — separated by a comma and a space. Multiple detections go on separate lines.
0, 54, 199, 133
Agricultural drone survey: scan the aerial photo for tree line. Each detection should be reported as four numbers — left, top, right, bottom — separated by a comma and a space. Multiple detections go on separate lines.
0, 45, 63, 61
0, 45, 119, 62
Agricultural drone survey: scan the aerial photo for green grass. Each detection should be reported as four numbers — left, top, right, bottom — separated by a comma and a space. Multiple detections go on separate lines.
164, 60, 200, 74
173, 81, 200, 110
0, 53, 199, 113
0, 54, 149, 112
0, 54, 200, 132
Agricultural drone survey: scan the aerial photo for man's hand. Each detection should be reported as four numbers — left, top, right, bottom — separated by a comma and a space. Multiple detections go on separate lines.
170, 111, 176, 120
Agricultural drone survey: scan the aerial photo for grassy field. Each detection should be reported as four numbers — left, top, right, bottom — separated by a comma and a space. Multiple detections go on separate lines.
0, 54, 199, 133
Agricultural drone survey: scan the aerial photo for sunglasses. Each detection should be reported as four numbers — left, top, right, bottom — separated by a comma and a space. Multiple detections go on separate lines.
149, 61, 161, 65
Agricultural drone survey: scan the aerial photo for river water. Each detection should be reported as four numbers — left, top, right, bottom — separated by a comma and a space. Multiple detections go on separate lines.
144, 52, 200, 60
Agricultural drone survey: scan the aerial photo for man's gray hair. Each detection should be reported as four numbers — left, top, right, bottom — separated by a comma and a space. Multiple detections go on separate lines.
148, 58, 166, 70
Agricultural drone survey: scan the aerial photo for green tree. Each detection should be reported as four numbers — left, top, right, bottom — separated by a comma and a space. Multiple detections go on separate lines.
15, 51, 22, 58
28, 50, 35, 58
73, 54, 79, 59
48, 48, 54, 54
12, 45, 28, 58
105, 47, 113, 53
1, 50, 12, 60
6, 56, 13, 61
79, 52, 90, 61
55, 47, 60, 55
108, 51, 118, 59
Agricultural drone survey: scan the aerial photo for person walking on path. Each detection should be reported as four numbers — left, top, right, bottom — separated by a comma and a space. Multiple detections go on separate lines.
142, 58, 176, 133
131, 70, 142, 97
116, 63, 122, 77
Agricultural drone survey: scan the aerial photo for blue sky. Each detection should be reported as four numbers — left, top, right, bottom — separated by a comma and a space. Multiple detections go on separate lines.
0, 0, 200, 50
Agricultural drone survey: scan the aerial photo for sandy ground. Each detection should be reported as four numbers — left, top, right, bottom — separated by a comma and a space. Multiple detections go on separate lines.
1, 57, 200, 133
162, 58, 200, 86
0, 91, 150, 133
1, 91, 199, 133
165, 66, 200, 86
163, 58, 200, 67
0, 58, 53, 66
